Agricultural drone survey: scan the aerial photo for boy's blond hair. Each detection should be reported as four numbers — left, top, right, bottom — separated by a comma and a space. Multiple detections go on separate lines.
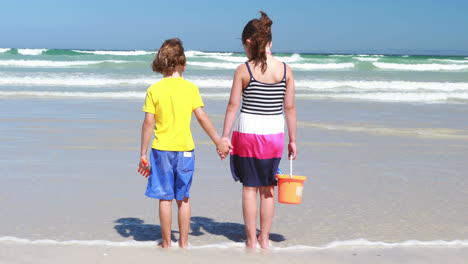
152, 38, 186, 76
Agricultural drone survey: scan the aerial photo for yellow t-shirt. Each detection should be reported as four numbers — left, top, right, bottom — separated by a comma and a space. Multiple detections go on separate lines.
142, 77, 204, 151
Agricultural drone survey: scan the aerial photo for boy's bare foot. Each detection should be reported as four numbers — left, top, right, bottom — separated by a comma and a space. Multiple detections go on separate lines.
257, 236, 270, 249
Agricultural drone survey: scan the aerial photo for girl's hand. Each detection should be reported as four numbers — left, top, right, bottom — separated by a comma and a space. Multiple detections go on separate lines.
217, 137, 233, 160
288, 142, 297, 160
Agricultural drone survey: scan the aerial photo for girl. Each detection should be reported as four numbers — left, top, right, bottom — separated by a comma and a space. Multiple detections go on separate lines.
221, 11, 297, 249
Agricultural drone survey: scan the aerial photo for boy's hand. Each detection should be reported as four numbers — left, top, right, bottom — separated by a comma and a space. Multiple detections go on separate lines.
216, 137, 233, 160
138, 156, 150, 178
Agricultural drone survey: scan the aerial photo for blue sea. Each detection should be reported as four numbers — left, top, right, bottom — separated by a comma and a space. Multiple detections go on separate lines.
0, 48, 468, 103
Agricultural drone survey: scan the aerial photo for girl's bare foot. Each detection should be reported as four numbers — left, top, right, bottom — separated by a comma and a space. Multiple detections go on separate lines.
158, 240, 171, 248
245, 238, 258, 249
257, 236, 270, 249
178, 240, 189, 249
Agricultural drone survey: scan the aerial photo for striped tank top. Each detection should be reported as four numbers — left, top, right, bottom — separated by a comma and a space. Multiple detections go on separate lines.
240, 62, 287, 116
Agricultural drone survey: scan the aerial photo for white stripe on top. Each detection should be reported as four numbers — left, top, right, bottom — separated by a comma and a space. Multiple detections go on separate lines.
234, 112, 284, 135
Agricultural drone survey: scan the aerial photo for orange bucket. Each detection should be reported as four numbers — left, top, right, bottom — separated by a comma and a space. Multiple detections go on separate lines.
276, 174, 307, 204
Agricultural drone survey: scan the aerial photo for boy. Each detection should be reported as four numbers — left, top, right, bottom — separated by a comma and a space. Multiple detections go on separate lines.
138, 38, 230, 248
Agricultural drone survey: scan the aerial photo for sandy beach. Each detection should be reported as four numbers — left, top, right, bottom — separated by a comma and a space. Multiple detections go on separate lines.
1, 241, 468, 264
1, 96, 467, 263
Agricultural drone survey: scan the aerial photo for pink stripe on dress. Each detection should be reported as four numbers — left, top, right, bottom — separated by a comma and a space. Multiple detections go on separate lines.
231, 131, 284, 159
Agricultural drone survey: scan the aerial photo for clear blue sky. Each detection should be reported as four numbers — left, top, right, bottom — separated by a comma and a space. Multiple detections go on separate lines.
1, 0, 467, 55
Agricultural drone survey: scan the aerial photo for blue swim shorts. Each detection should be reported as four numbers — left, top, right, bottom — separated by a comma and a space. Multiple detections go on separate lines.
145, 148, 195, 201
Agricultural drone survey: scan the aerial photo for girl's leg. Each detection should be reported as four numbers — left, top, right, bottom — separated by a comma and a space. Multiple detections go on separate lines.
159, 199, 173, 248
258, 185, 275, 249
176, 197, 191, 248
242, 186, 258, 248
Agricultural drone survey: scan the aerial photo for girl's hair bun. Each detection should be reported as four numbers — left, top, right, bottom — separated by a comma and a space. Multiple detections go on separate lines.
241, 11, 273, 73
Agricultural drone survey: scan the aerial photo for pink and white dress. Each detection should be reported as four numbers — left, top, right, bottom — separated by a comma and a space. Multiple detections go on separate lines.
230, 62, 287, 187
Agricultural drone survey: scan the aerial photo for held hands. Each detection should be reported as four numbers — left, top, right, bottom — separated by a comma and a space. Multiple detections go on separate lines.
216, 137, 233, 160
138, 156, 150, 178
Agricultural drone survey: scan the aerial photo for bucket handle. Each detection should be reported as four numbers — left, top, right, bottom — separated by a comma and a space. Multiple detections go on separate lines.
289, 156, 293, 179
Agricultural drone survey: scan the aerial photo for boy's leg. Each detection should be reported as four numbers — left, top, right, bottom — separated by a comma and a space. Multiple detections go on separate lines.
242, 186, 258, 249
173, 151, 194, 248
176, 197, 191, 248
159, 199, 173, 248
258, 185, 275, 249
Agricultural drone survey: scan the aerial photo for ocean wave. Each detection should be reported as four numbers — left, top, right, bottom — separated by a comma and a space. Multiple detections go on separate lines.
0, 48, 11, 53
0, 75, 232, 88
1, 236, 467, 249
187, 61, 239, 69
0, 90, 232, 100
204, 55, 247, 63
189, 53, 303, 64
185, 50, 233, 57
289, 63, 355, 70
294, 80, 468, 92
4, 90, 468, 103
0, 76, 154, 86
0, 91, 145, 99
0, 59, 129, 67
299, 92, 468, 103
72, 50, 155, 56
428, 58, 468, 64
356, 54, 384, 57
1, 74, 466, 92
354, 57, 379, 62
276, 53, 303, 63
17, 48, 48, 55
373, 62, 468, 71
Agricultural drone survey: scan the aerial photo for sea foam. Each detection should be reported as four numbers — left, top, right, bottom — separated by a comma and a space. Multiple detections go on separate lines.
1, 236, 467, 250
299, 92, 468, 103
428, 58, 468, 64
1, 73, 467, 93
187, 61, 239, 69
185, 50, 233, 57
373, 62, 468, 71
72, 50, 155, 56
294, 80, 468, 92
354, 57, 380, 62
0, 91, 146, 99
289, 63, 355, 70
0, 48, 11, 53
0, 75, 232, 88
0, 59, 129, 67
17, 49, 48, 55
0, 76, 155, 86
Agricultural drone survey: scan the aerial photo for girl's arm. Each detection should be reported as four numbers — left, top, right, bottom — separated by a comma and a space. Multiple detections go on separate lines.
140, 112, 155, 169
222, 65, 246, 140
193, 107, 231, 159
284, 65, 297, 160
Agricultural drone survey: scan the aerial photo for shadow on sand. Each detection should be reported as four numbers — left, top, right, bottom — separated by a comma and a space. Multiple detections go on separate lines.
114, 217, 176, 242
114, 216, 285, 243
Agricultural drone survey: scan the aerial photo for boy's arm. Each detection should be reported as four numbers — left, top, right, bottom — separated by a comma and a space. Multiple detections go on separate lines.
193, 107, 232, 159
140, 112, 155, 169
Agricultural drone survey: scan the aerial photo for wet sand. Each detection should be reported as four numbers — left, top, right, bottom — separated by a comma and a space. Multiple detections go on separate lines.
0, 97, 467, 262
